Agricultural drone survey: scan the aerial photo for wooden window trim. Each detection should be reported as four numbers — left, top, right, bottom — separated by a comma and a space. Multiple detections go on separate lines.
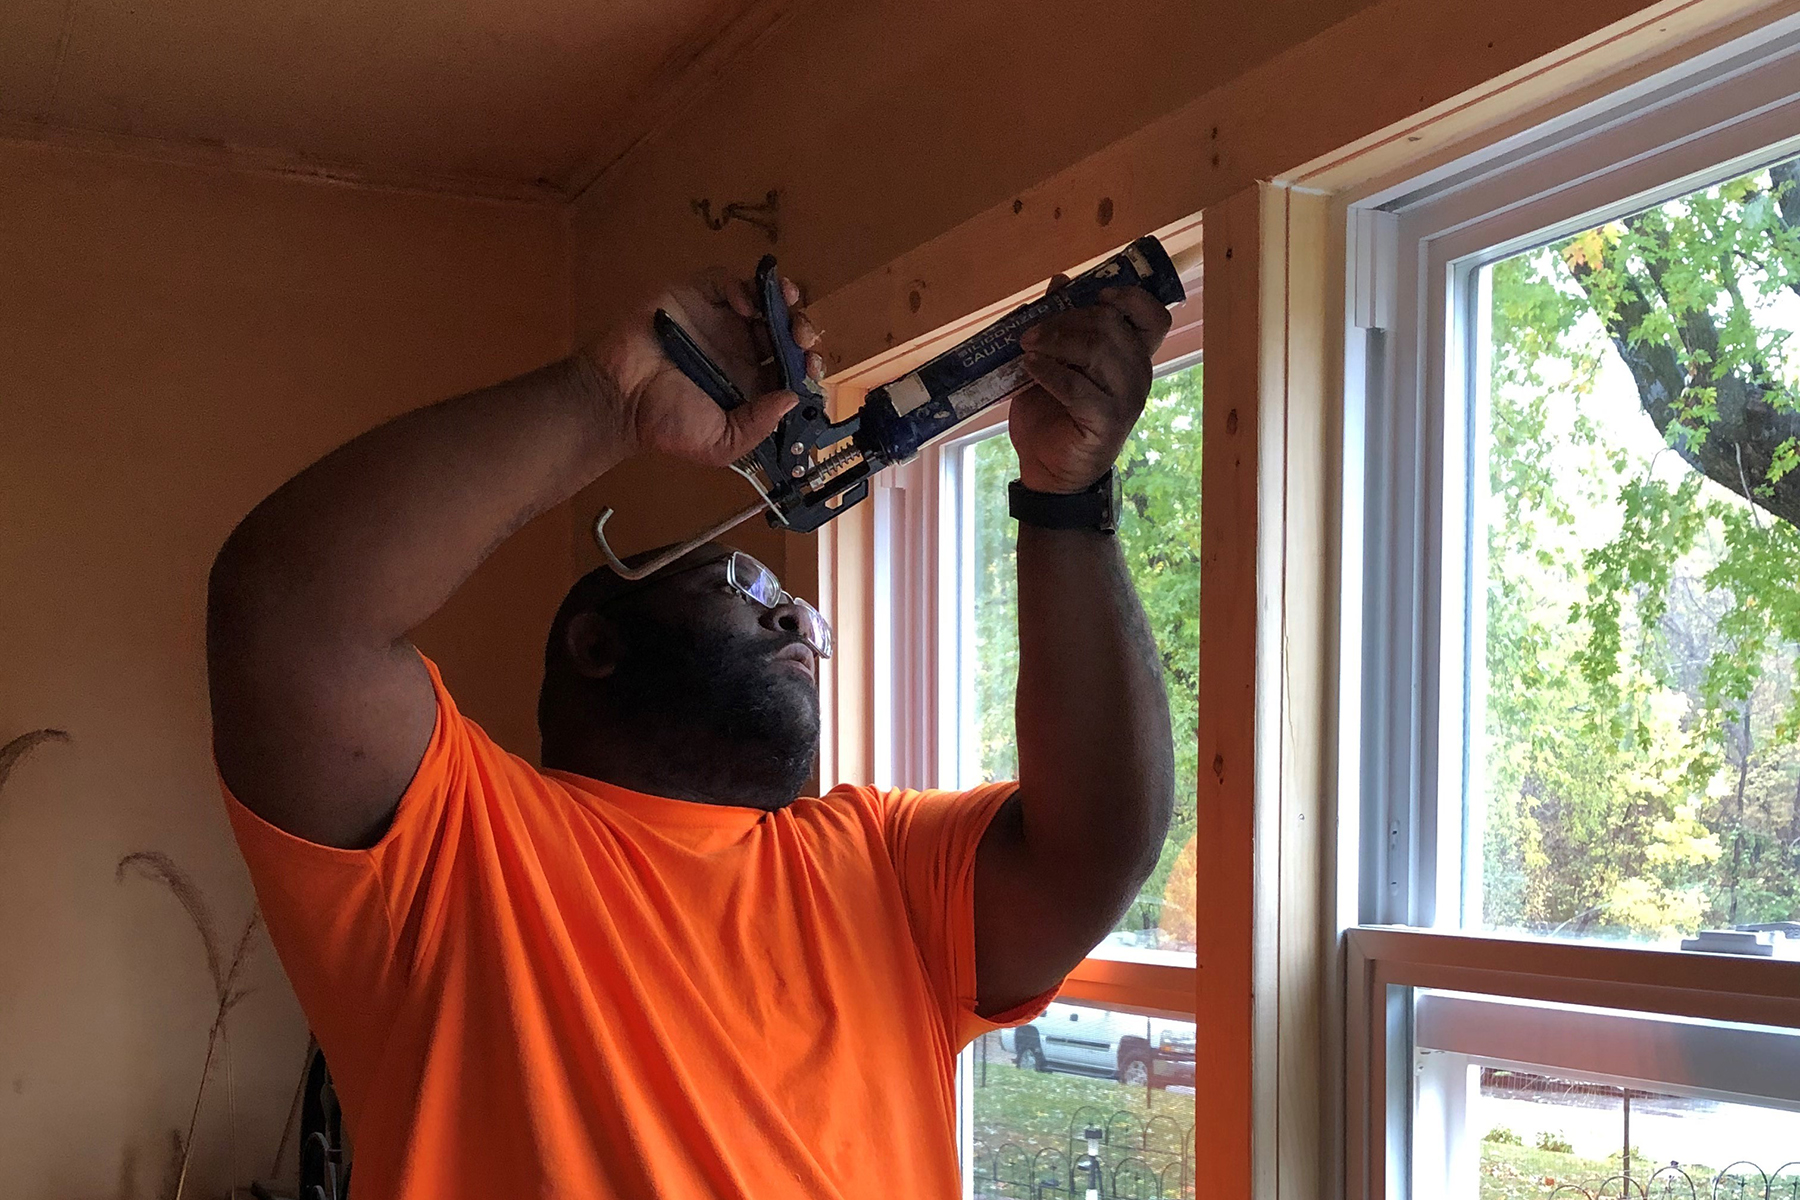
1060, 956, 1197, 1019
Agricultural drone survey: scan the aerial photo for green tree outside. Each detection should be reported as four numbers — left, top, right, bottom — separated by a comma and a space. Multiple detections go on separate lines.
1479, 153, 1800, 938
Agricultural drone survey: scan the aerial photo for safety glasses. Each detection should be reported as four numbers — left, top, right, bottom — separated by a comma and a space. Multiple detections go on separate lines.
723, 552, 833, 661
608, 549, 833, 661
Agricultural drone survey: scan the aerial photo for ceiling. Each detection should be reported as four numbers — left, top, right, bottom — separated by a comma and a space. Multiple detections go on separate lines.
0, 0, 792, 199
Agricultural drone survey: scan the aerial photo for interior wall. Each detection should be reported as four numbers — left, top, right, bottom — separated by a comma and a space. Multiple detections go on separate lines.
0, 141, 569, 1199
564, 0, 1378, 580
570, 0, 1381, 317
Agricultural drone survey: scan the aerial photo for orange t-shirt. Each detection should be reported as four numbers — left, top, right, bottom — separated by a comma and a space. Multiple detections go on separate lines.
223, 657, 1054, 1199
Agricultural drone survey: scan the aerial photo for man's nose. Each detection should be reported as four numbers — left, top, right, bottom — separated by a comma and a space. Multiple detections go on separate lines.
760, 600, 805, 641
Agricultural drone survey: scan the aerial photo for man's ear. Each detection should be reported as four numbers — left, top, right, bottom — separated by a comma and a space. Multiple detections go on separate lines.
564, 610, 623, 681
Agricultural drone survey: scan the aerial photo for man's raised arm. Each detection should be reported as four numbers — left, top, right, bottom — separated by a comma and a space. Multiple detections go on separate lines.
972, 283, 1177, 1015
207, 275, 815, 849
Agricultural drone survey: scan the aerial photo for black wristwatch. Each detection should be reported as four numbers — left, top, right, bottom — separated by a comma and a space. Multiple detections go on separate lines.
1008, 469, 1120, 533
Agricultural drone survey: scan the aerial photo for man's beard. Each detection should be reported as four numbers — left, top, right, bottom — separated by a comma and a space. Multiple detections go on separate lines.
604, 613, 820, 809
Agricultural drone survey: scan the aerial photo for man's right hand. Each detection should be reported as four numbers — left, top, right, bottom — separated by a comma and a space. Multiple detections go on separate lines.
582, 270, 825, 468
211, 265, 825, 849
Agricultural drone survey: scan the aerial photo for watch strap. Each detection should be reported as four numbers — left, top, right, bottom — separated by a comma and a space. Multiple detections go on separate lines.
1008, 469, 1120, 533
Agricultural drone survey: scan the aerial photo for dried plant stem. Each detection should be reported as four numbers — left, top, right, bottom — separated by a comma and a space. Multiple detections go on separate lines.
117, 852, 264, 1200
116, 852, 224, 994
225, 1026, 239, 1192
0, 728, 71, 808
172, 1015, 225, 1200
269, 1038, 316, 1181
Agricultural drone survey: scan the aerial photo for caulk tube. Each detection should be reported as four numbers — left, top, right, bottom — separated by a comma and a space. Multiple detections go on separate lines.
857, 236, 1186, 465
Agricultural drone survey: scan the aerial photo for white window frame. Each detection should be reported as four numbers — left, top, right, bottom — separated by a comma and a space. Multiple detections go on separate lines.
1346, 928, 1800, 1199
1353, 13, 1800, 932
1338, 12, 1800, 1199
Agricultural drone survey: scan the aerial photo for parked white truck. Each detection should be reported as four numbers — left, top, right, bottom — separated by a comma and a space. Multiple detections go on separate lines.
998, 1002, 1196, 1088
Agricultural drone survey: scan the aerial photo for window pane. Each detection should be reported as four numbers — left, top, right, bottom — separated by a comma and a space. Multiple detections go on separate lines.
971, 1004, 1195, 1199
1476, 153, 1800, 944
1411, 989, 1800, 1198
1452, 1065, 1800, 1198
963, 361, 1202, 961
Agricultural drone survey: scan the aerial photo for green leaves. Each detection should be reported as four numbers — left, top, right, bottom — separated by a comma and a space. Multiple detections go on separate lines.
1572, 474, 1704, 741
1484, 154, 1800, 936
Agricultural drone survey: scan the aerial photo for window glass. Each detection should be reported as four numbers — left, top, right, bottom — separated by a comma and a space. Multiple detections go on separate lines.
1453, 1065, 1800, 1198
962, 361, 1203, 961
1475, 152, 1800, 943
971, 1005, 1196, 1199
1411, 990, 1800, 1197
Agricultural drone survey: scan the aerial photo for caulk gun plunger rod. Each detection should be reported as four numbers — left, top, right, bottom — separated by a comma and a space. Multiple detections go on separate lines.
592, 497, 772, 581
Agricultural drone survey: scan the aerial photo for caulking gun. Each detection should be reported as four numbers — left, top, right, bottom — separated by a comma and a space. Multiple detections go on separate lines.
593, 235, 1189, 579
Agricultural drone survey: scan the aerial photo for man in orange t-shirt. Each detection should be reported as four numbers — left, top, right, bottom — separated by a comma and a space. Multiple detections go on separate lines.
207, 266, 1175, 1198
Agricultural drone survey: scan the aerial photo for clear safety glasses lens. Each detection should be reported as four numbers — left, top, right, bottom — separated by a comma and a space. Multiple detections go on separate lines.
791, 596, 833, 661
726, 553, 833, 660
726, 552, 785, 607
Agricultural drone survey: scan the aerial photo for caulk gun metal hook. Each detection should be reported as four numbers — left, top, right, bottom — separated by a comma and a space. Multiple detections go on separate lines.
592, 497, 773, 581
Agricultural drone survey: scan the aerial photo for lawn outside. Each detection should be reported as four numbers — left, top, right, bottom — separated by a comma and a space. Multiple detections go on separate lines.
1479, 1142, 1746, 1199
1471, 1077, 1800, 1199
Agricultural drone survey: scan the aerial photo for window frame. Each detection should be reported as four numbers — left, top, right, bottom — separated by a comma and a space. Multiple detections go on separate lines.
1352, 15, 1800, 932
930, 349, 1203, 1199
823, 248, 1204, 1019
1337, 12, 1800, 1198
934, 402, 1202, 1196
1347, 927, 1800, 1198
812, 253, 1201, 1197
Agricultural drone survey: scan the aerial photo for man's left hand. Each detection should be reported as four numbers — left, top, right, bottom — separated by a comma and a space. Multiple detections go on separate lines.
1009, 281, 1173, 495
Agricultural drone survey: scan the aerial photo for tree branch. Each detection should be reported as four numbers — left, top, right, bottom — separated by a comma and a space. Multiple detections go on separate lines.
1767, 159, 1800, 302
1567, 221, 1800, 529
